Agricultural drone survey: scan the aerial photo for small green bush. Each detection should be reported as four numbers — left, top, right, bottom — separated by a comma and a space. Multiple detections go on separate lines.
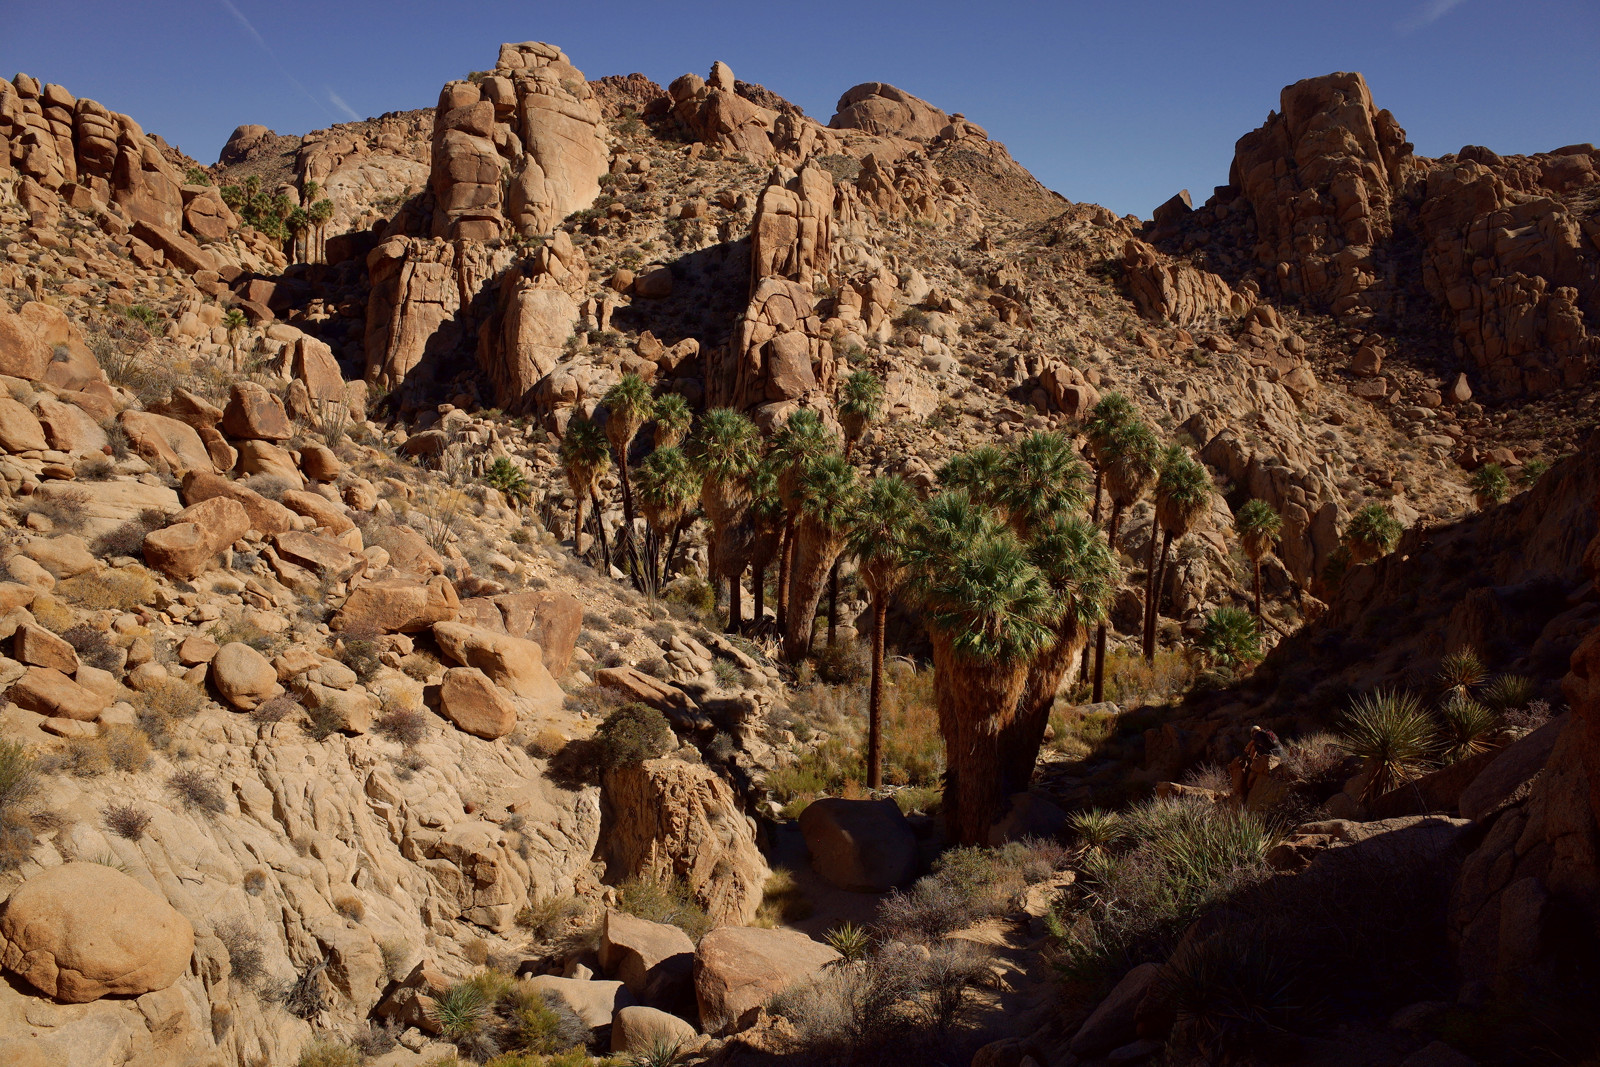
616, 874, 712, 942
593, 703, 674, 769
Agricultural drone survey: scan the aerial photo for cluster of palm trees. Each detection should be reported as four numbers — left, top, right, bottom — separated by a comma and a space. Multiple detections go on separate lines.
555, 372, 1438, 843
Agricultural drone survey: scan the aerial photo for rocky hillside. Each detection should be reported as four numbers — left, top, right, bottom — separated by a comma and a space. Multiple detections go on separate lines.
0, 39, 1596, 1067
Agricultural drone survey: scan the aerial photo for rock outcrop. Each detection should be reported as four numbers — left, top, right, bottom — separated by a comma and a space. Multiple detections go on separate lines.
829, 82, 951, 141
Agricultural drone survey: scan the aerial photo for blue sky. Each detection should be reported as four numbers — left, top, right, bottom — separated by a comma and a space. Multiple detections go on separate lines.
4, 0, 1596, 217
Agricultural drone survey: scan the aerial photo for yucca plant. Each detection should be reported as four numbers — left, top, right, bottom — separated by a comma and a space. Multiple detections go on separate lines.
837, 369, 883, 455
1343, 504, 1403, 565
1198, 607, 1261, 670
1435, 647, 1487, 702
1068, 808, 1126, 851
1335, 690, 1439, 800
630, 1038, 687, 1067
1481, 674, 1535, 714
1234, 498, 1283, 618
481, 457, 532, 506
652, 392, 692, 450
825, 921, 873, 963
1164, 933, 1311, 1062
1469, 462, 1510, 508
428, 981, 488, 1042
1437, 693, 1501, 765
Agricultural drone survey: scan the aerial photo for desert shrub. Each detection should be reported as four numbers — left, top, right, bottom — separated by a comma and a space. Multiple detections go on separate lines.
812, 640, 868, 685
296, 1039, 362, 1067
1068, 647, 1195, 709
92, 508, 169, 557
15, 485, 91, 533
277, 959, 328, 1019
593, 703, 674, 769
1335, 689, 1438, 799
379, 938, 411, 981
100, 726, 151, 772
303, 701, 347, 742
217, 917, 266, 988
168, 767, 227, 815
879, 840, 1066, 942
755, 867, 814, 927
103, 803, 152, 840
515, 893, 586, 941
617, 874, 712, 942
375, 704, 428, 746
61, 624, 123, 671
430, 972, 588, 1061
55, 566, 160, 612
1050, 705, 1119, 759
509, 987, 588, 1054
399, 651, 442, 681
662, 577, 715, 623
61, 736, 111, 778
0, 739, 38, 814
76, 455, 115, 481
1048, 797, 1274, 987
250, 694, 300, 725
350, 1022, 400, 1057
336, 631, 382, 683
639, 655, 671, 680
1504, 699, 1554, 732
136, 677, 207, 719
334, 894, 365, 921
1163, 932, 1314, 1061
243, 869, 270, 896
24, 591, 75, 633
1069, 808, 1127, 850
1470, 462, 1510, 506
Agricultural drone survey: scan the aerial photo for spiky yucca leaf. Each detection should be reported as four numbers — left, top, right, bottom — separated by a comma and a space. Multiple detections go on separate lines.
1068, 808, 1126, 850
1435, 647, 1487, 699
1480, 674, 1536, 714
1335, 690, 1438, 799
1438, 693, 1500, 764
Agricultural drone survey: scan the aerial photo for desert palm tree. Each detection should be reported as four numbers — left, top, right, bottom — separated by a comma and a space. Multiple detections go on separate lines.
910, 499, 1056, 845
1144, 448, 1212, 661
1234, 498, 1283, 618
1344, 503, 1403, 565
939, 444, 1006, 506
559, 416, 611, 560
286, 206, 309, 263
222, 308, 247, 360
1469, 463, 1509, 509
747, 459, 785, 627
838, 369, 884, 456
652, 392, 692, 450
634, 445, 698, 587
602, 373, 655, 538
770, 409, 838, 632
847, 476, 919, 788
784, 454, 861, 661
1090, 418, 1161, 701
691, 409, 762, 631
1084, 392, 1136, 523
994, 431, 1090, 537
1006, 515, 1118, 793
310, 198, 334, 262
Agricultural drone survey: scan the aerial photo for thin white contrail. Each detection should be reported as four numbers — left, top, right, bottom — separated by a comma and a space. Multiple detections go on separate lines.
328, 91, 361, 122
1398, 0, 1469, 32
216, 0, 336, 120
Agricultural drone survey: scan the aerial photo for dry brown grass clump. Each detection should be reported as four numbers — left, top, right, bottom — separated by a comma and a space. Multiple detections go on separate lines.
56, 566, 160, 612
103, 803, 153, 840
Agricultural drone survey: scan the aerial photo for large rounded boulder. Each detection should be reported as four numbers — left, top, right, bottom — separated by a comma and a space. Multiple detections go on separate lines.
0, 862, 195, 1002
798, 797, 917, 892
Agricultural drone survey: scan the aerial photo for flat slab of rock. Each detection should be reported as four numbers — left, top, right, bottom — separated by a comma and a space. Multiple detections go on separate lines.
0, 862, 194, 1002
799, 797, 917, 892
694, 926, 839, 1031
525, 974, 636, 1031
1460, 719, 1564, 821
335, 576, 459, 634
8, 666, 108, 720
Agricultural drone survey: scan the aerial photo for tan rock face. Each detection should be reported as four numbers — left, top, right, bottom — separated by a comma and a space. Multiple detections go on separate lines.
600, 758, 769, 926
798, 797, 918, 892
749, 164, 834, 291
693, 926, 839, 1029
0, 397, 47, 453
119, 410, 215, 476
432, 621, 563, 709
0, 302, 52, 380
438, 666, 518, 739
667, 64, 778, 159
1123, 238, 1251, 326
221, 381, 292, 441
719, 276, 834, 416
599, 909, 695, 1006
458, 589, 581, 674
180, 470, 296, 534
7, 666, 107, 720
829, 82, 950, 140
0, 862, 194, 1003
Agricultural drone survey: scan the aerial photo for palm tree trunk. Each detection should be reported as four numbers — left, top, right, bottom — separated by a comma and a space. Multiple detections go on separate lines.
783, 523, 843, 662
827, 561, 839, 647
590, 491, 611, 571
572, 495, 586, 553
777, 515, 796, 632
1092, 501, 1125, 704
753, 562, 766, 628
1252, 558, 1263, 617
868, 598, 887, 789
618, 459, 636, 544
664, 521, 683, 582
1144, 530, 1174, 661
727, 573, 742, 634
1141, 520, 1161, 662
1092, 467, 1104, 524
1006, 628, 1087, 794
932, 638, 1029, 846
